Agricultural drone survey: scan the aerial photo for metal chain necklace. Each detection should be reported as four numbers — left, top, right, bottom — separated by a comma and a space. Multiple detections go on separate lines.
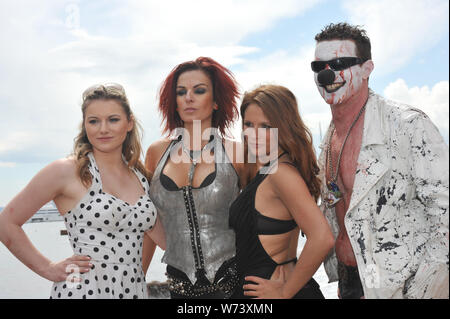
180, 135, 215, 186
324, 97, 368, 208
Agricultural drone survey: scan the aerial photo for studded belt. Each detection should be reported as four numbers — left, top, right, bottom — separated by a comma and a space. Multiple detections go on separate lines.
166, 257, 239, 298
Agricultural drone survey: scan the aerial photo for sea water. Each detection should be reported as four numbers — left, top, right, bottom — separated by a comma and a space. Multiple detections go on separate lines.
0, 221, 337, 299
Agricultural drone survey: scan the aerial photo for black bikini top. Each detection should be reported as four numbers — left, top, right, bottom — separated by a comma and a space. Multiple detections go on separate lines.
160, 170, 216, 191
254, 152, 298, 235
255, 208, 297, 235
159, 134, 217, 191
228, 151, 299, 274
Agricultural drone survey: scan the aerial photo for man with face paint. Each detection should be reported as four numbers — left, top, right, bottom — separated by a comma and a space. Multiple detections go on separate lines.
312, 23, 449, 299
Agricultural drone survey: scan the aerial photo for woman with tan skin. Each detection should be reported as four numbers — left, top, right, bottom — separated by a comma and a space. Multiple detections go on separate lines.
144, 57, 247, 299
229, 84, 334, 299
0, 84, 165, 299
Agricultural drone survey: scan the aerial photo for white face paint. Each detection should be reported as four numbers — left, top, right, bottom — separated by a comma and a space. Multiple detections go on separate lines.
314, 40, 366, 105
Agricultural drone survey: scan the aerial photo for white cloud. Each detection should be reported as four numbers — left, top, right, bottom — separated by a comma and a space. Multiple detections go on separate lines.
383, 79, 449, 142
125, 0, 320, 46
0, 0, 448, 169
234, 46, 331, 142
0, 0, 322, 165
342, 0, 449, 76
0, 0, 448, 206
0, 162, 16, 168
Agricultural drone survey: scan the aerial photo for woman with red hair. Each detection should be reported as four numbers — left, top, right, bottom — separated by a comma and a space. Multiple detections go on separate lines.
144, 57, 247, 299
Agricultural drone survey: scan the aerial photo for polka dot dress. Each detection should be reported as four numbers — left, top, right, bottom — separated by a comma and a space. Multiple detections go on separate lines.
50, 152, 157, 299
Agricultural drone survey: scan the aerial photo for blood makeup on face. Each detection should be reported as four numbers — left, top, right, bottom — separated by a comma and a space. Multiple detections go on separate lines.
314, 40, 364, 106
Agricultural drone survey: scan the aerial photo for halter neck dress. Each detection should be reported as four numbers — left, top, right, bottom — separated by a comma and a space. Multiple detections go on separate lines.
50, 152, 157, 299
229, 157, 324, 299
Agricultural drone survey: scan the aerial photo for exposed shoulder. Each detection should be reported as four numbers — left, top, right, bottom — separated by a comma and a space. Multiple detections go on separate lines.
147, 138, 172, 151
145, 138, 172, 173
267, 162, 305, 189
265, 162, 317, 206
26, 157, 79, 197
45, 157, 78, 179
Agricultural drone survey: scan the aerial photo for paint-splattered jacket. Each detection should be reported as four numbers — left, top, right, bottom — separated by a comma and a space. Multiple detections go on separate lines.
319, 90, 449, 299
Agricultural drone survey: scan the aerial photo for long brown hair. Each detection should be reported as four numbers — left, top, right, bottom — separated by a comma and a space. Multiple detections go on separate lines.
72, 83, 147, 187
241, 84, 321, 202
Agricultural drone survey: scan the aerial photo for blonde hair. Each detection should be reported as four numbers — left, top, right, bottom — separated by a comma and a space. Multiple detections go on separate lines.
72, 83, 148, 187
241, 84, 321, 202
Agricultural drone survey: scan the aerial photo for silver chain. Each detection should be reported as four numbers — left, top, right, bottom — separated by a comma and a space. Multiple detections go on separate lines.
327, 97, 368, 184
180, 137, 214, 186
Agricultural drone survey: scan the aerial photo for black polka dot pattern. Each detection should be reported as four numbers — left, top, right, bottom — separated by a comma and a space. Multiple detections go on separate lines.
50, 152, 157, 299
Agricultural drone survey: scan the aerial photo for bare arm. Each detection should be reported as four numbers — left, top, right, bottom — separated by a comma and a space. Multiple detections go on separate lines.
142, 217, 166, 275
0, 159, 92, 282
245, 164, 335, 298
145, 139, 171, 176
142, 232, 156, 276
142, 141, 169, 275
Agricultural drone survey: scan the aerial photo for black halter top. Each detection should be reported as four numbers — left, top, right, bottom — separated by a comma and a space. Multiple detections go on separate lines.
229, 154, 298, 298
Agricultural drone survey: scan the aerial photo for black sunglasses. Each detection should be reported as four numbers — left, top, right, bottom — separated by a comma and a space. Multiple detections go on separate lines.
311, 57, 364, 73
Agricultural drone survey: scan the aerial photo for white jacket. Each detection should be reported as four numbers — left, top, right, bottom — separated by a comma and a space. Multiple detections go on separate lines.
319, 90, 449, 299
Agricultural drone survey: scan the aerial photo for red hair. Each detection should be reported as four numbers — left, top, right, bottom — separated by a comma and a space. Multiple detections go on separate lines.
158, 57, 240, 136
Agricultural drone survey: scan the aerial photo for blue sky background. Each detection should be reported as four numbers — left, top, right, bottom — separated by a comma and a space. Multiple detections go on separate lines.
0, 0, 448, 206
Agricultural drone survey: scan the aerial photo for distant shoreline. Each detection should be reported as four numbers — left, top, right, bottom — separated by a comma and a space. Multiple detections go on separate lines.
0, 206, 63, 224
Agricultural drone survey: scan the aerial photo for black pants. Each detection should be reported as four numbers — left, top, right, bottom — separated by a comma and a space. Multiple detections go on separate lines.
338, 261, 364, 299
292, 278, 325, 299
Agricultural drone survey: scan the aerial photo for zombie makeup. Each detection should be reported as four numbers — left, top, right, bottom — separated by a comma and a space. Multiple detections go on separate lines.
313, 40, 366, 105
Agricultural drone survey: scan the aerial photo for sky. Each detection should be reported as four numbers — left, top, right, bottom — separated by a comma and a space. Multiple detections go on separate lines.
0, 0, 448, 207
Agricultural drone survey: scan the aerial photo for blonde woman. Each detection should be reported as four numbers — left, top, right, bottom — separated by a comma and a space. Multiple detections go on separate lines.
0, 83, 165, 299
